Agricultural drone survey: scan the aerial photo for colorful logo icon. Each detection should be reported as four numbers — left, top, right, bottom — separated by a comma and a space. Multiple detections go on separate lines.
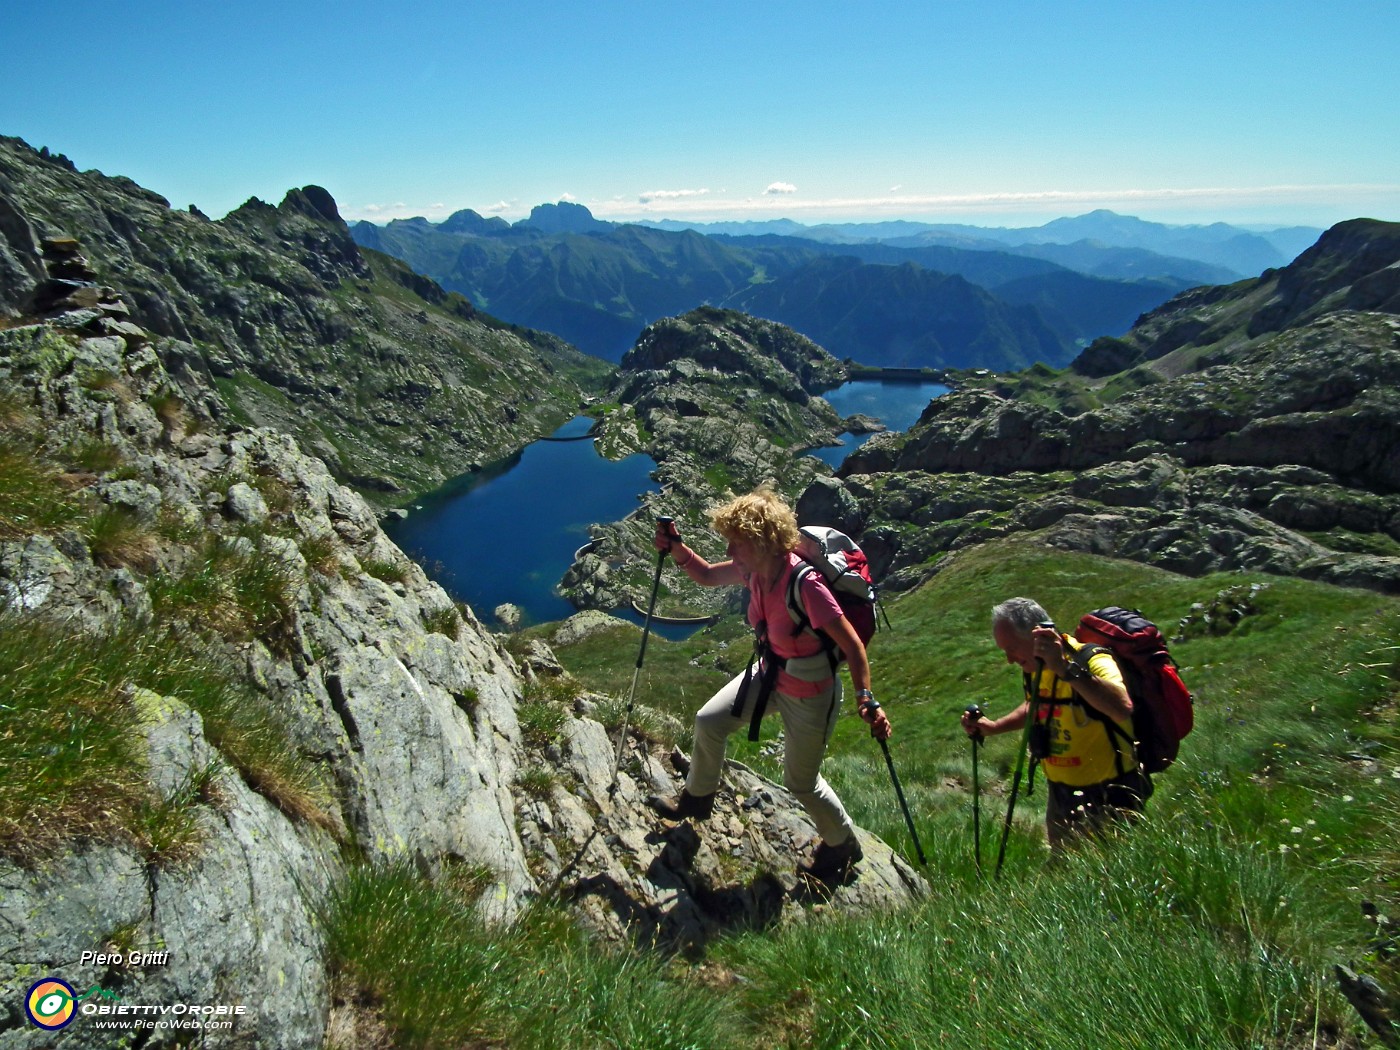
25, 977, 77, 1030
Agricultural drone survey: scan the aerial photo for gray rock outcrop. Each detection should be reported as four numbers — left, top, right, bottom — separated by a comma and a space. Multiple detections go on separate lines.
842, 310, 1400, 594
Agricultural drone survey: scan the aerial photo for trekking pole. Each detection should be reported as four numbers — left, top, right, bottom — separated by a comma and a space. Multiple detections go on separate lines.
548, 518, 675, 901
878, 736, 926, 867
606, 517, 672, 798
966, 703, 983, 875
994, 660, 1044, 880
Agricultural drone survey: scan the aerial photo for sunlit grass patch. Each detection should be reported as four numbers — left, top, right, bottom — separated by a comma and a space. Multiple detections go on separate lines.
0, 612, 153, 861
324, 861, 740, 1050
715, 803, 1364, 1049
127, 633, 336, 831
0, 435, 87, 538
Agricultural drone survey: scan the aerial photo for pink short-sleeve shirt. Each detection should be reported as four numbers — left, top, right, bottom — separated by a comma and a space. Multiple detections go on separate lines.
745, 552, 844, 698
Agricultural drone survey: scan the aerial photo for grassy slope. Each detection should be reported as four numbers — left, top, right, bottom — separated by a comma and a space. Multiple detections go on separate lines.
330, 536, 1398, 1047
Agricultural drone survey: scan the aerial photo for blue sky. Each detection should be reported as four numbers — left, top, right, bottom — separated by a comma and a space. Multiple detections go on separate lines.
4, 1, 1397, 229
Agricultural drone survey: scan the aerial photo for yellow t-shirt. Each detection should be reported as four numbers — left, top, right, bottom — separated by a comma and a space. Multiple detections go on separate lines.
1030, 640, 1136, 787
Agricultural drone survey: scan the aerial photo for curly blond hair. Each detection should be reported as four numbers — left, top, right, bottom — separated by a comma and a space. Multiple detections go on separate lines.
708, 486, 800, 560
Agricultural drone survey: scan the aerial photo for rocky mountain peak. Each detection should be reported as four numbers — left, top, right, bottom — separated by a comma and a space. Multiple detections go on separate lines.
622, 306, 846, 396
439, 207, 511, 235
279, 184, 344, 225
0, 134, 597, 502
521, 200, 611, 235
1251, 218, 1400, 335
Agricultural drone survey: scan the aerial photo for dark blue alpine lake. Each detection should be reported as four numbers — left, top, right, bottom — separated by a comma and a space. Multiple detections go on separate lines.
384, 416, 660, 628
806, 378, 950, 467
386, 378, 949, 628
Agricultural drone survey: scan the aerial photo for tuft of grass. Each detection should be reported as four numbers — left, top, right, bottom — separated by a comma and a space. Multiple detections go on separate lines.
516, 764, 558, 799
421, 605, 461, 639
299, 532, 344, 578
86, 505, 160, 571
0, 612, 154, 861
592, 696, 684, 750
147, 535, 300, 643
132, 761, 224, 868
64, 437, 124, 474
249, 470, 295, 517
516, 697, 570, 749
154, 502, 206, 545
148, 391, 187, 436
324, 861, 739, 1049
81, 369, 134, 401
362, 556, 412, 585
0, 435, 87, 538
129, 633, 337, 832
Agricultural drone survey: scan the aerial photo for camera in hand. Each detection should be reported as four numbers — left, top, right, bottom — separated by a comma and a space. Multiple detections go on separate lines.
1029, 721, 1052, 760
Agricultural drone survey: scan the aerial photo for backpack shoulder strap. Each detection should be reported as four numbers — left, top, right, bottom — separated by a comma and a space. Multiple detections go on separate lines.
1067, 640, 1137, 771
785, 560, 817, 636
1070, 640, 1109, 670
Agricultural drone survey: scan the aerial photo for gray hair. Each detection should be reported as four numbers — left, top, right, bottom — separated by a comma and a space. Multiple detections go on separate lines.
992, 596, 1050, 635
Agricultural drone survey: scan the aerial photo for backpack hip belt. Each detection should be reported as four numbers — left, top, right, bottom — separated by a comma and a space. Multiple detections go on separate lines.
730, 635, 836, 743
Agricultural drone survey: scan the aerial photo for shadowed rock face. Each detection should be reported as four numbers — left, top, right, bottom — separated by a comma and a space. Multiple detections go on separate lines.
830, 220, 1400, 596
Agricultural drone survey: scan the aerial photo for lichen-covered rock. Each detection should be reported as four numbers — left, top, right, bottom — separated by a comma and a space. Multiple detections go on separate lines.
0, 691, 334, 1050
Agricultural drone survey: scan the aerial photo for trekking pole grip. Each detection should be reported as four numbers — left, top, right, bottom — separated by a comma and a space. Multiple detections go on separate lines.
965, 702, 983, 743
656, 515, 679, 555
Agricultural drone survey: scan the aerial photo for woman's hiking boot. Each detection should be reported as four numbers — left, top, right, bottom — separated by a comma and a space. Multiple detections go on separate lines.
799, 836, 863, 882
646, 789, 715, 821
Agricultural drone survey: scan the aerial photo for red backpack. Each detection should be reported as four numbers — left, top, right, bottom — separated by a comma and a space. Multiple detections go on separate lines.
1071, 607, 1194, 774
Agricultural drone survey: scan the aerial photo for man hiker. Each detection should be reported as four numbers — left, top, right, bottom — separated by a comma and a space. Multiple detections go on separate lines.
647, 487, 892, 881
961, 596, 1151, 850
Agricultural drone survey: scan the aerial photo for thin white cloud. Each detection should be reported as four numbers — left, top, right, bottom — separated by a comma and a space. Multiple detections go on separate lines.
638, 188, 711, 203
765, 182, 797, 195
588, 183, 1400, 223
483, 200, 513, 214
560, 192, 577, 202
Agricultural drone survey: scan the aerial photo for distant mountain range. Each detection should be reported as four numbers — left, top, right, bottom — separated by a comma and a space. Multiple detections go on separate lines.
640, 209, 1322, 276
356, 205, 1303, 366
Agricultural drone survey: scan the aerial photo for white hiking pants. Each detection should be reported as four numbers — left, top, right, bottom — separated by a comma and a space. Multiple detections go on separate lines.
684, 669, 856, 846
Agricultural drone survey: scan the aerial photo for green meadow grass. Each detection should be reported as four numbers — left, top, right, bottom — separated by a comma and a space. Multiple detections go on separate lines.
393, 536, 1393, 1049
324, 861, 735, 1050
0, 612, 336, 862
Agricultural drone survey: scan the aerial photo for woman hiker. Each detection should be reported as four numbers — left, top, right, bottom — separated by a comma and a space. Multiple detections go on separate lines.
646, 487, 892, 882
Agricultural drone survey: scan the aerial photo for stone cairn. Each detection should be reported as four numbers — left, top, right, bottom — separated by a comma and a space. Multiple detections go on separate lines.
30, 237, 148, 345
